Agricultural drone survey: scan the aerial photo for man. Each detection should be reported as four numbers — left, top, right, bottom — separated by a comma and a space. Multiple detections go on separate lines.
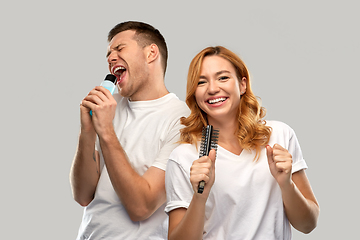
70, 21, 189, 239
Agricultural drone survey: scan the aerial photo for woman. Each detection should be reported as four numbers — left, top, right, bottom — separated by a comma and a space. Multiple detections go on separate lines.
165, 46, 319, 239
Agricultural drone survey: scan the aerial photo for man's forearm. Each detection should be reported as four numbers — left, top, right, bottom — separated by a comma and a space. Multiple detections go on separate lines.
98, 130, 165, 221
70, 131, 99, 206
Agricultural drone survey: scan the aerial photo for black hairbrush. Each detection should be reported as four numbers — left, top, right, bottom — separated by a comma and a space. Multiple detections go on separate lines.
198, 125, 219, 194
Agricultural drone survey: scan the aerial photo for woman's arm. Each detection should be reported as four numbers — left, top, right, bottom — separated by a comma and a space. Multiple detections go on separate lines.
168, 149, 216, 240
266, 144, 320, 233
282, 169, 320, 233
168, 196, 206, 240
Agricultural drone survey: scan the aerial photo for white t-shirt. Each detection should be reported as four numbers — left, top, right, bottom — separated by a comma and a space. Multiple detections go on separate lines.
76, 93, 190, 240
165, 121, 308, 240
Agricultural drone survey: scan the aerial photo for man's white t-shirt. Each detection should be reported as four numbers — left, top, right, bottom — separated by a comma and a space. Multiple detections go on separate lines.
76, 93, 189, 240
165, 121, 308, 240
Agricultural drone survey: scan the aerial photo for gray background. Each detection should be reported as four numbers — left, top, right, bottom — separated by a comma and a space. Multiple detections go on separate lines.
1, 0, 359, 239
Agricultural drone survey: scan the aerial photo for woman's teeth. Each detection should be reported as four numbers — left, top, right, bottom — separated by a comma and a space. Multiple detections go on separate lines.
208, 97, 227, 104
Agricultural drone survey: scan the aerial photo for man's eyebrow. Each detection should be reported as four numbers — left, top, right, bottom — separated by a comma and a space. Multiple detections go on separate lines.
106, 50, 112, 58
106, 43, 125, 58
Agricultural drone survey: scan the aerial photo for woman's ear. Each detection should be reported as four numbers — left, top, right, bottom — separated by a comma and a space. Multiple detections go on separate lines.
240, 77, 247, 95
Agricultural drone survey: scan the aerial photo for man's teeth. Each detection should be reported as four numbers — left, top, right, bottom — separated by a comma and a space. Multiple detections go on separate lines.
114, 66, 125, 75
208, 98, 226, 104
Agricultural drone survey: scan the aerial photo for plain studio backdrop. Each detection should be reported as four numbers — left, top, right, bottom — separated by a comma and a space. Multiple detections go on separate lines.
1, 0, 358, 239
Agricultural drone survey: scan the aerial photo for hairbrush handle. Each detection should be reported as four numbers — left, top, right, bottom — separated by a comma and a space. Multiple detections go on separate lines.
197, 125, 219, 194
198, 181, 206, 194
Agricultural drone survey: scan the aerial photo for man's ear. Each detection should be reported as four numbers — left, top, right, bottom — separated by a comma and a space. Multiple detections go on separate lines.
146, 43, 160, 64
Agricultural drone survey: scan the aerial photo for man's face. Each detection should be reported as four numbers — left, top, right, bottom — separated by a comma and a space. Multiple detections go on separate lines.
107, 30, 149, 100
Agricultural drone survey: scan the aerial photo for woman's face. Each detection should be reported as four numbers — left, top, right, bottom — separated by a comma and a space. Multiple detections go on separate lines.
195, 55, 246, 124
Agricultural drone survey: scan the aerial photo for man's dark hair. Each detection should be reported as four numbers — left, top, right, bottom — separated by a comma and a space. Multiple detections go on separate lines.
108, 21, 168, 75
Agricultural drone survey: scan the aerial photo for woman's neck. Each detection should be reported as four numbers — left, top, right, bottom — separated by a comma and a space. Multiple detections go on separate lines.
208, 118, 243, 155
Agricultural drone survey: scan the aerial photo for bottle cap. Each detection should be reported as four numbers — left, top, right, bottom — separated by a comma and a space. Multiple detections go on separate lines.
105, 74, 117, 84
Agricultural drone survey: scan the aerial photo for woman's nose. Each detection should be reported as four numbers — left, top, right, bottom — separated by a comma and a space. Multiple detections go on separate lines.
208, 80, 220, 94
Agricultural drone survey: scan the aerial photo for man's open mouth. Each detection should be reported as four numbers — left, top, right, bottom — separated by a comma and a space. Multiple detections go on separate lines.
112, 65, 126, 80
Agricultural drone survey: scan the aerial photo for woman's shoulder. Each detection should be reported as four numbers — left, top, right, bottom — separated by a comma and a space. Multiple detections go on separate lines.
266, 120, 294, 132
170, 143, 197, 157
169, 143, 199, 166
267, 120, 297, 143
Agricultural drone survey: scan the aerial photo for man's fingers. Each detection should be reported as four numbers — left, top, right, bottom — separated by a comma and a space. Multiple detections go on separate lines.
95, 86, 113, 98
87, 88, 108, 103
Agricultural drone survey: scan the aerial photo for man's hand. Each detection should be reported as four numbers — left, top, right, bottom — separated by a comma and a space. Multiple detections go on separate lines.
81, 86, 117, 136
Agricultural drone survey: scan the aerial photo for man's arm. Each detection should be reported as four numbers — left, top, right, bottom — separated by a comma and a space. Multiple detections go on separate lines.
80, 86, 167, 221
99, 131, 166, 221
70, 101, 101, 206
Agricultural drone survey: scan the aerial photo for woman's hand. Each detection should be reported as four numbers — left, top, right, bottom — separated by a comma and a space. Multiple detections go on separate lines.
266, 144, 293, 188
190, 149, 216, 197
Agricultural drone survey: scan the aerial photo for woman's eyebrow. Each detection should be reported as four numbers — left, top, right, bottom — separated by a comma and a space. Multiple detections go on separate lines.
199, 70, 231, 79
215, 70, 231, 76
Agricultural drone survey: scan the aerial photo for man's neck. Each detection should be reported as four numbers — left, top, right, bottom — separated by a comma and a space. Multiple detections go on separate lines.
129, 78, 169, 101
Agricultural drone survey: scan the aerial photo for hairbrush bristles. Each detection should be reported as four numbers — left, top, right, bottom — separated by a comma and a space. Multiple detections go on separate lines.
198, 125, 219, 194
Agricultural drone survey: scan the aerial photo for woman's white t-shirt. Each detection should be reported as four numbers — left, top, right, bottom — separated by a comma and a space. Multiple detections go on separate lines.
165, 121, 308, 240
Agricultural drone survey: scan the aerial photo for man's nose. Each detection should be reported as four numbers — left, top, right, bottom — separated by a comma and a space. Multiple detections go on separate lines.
107, 51, 118, 63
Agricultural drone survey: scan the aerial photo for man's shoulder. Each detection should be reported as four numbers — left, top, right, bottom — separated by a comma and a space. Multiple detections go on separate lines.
163, 93, 186, 106
160, 93, 190, 115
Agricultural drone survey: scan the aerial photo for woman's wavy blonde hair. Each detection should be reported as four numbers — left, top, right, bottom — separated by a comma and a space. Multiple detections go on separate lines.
180, 46, 272, 160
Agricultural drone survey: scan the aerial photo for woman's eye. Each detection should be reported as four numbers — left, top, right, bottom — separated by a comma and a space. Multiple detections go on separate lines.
219, 76, 229, 81
197, 80, 206, 85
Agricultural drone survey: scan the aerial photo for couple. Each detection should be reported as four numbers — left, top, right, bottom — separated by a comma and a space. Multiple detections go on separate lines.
70, 21, 319, 240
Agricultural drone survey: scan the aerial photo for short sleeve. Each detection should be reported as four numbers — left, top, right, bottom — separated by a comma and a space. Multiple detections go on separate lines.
165, 158, 194, 214
287, 126, 308, 173
151, 118, 183, 171
152, 102, 190, 171
268, 121, 308, 174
